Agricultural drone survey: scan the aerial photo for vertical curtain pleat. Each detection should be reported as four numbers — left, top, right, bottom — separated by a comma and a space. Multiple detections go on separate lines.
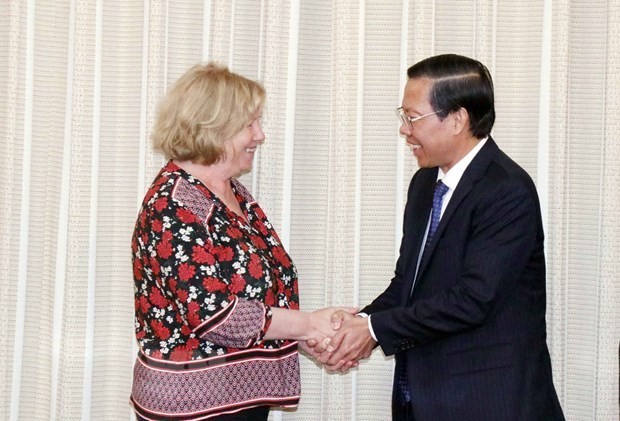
52, 0, 96, 418
24, 2, 70, 419
493, 0, 544, 177
598, 3, 620, 419
8, 0, 36, 419
89, 1, 145, 418
0, 1, 618, 420
0, 8, 21, 416
546, 0, 570, 407
357, 2, 404, 419
553, 2, 612, 419
321, 0, 361, 417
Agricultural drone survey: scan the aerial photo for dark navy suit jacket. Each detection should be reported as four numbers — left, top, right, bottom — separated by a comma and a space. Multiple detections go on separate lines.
364, 138, 564, 420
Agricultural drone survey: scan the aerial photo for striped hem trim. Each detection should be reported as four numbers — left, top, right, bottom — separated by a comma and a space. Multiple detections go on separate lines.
138, 341, 298, 372
131, 396, 300, 420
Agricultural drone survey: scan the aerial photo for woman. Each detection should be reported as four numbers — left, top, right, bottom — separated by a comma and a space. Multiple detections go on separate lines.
130, 63, 349, 420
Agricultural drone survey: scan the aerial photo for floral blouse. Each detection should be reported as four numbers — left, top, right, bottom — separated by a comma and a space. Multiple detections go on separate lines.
131, 161, 300, 419
130, 161, 301, 420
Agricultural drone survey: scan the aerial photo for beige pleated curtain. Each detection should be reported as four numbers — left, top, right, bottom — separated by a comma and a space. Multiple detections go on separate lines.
1, 0, 618, 420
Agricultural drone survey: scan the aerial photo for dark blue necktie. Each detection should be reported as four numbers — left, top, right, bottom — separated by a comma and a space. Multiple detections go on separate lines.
396, 180, 449, 404
426, 180, 449, 246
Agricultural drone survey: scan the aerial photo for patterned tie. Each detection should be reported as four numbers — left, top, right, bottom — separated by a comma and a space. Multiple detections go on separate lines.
396, 180, 449, 405
426, 180, 449, 247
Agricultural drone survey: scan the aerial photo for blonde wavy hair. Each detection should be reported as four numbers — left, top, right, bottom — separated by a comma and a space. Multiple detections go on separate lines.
151, 62, 265, 165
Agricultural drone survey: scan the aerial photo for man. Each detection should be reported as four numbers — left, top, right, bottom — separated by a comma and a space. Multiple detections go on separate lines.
322, 54, 565, 420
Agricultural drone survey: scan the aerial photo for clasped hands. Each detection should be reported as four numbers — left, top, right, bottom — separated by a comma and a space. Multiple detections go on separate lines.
300, 307, 377, 372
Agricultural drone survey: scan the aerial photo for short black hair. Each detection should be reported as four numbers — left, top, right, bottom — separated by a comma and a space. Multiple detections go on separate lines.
407, 54, 495, 138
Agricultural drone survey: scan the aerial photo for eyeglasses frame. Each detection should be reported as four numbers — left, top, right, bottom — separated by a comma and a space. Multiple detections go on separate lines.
396, 107, 443, 129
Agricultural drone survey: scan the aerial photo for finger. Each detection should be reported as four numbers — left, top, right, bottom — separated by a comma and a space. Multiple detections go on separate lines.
323, 361, 338, 372
306, 338, 317, 347
318, 352, 332, 364
330, 360, 347, 373
324, 364, 339, 373
345, 360, 358, 369
313, 343, 326, 353
326, 347, 354, 366
314, 337, 331, 354
326, 331, 345, 353
338, 363, 351, 373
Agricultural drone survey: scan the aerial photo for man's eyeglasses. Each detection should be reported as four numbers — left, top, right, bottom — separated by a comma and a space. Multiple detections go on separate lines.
396, 107, 442, 130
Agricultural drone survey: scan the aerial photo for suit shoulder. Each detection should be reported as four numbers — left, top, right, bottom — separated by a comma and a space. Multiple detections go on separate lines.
487, 149, 537, 189
409, 167, 437, 189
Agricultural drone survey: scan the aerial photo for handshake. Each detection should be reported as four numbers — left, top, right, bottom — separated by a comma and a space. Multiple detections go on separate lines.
299, 307, 378, 372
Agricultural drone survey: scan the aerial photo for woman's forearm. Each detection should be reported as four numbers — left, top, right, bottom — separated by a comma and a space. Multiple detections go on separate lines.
264, 308, 312, 340
264, 307, 358, 341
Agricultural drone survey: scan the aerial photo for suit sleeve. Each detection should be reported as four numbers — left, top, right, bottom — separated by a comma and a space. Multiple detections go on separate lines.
370, 176, 541, 356
362, 172, 424, 315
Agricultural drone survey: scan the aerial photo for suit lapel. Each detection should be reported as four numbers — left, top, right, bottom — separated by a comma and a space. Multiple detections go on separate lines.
415, 138, 500, 287
401, 169, 437, 304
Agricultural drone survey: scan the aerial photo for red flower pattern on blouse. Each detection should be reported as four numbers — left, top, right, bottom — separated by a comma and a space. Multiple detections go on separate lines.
230, 273, 246, 294
227, 226, 243, 239
178, 262, 196, 281
154, 197, 168, 212
132, 162, 299, 361
187, 301, 201, 327
156, 241, 173, 259
192, 246, 215, 265
272, 246, 292, 268
215, 246, 234, 262
151, 319, 171, 340
203, 276, 227, 293
248, 254, 264, 279
177, 207, 199, 224
150, 286, 168, 308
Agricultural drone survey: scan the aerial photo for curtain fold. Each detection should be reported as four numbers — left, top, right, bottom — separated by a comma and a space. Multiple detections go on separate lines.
0, 1, 618, 420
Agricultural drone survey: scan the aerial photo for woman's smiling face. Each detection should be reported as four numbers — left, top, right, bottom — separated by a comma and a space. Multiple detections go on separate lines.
222, 115, 265, 177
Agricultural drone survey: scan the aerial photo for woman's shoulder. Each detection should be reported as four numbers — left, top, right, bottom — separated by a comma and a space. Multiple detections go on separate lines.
142, 162, 178, 196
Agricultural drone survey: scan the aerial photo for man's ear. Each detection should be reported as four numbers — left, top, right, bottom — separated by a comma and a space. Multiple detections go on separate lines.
452, 107, 470, 135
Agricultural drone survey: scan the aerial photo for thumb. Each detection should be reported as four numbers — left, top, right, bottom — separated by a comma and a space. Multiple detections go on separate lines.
331, 311, 345, 330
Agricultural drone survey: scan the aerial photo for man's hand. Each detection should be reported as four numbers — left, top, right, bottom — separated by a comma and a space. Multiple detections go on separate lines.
310, 309, 355, 354
323, 314, 376, 372
302, 307, 358, 362
330, 309, 355, 330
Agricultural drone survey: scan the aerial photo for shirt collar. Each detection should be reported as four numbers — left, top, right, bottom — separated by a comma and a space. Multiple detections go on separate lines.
437, 137, 488, 189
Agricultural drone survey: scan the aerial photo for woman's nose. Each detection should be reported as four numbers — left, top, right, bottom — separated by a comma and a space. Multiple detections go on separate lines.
254, 122, 266, 143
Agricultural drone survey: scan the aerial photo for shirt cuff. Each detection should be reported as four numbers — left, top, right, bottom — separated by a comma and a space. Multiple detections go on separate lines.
356, 312, 378, 342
